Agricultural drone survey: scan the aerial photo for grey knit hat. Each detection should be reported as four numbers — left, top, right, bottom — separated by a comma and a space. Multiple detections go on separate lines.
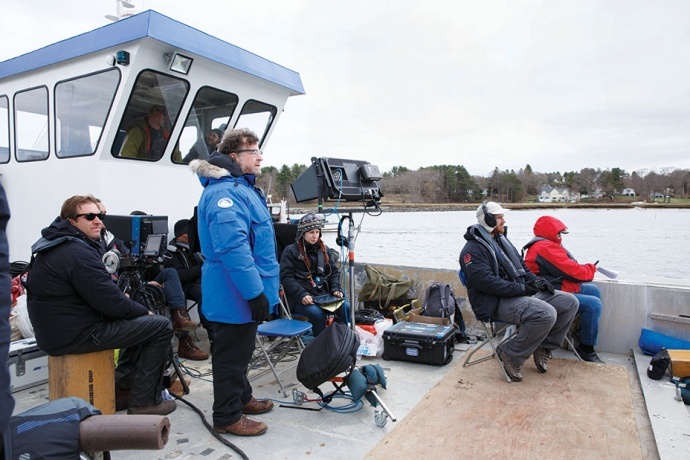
295, 213, 325, 241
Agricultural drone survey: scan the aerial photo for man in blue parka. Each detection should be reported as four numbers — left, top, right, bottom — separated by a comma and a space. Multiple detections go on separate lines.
190, 128, 278, 437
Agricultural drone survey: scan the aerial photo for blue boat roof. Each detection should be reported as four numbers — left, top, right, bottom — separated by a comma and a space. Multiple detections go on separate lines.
0, 10, 305, 95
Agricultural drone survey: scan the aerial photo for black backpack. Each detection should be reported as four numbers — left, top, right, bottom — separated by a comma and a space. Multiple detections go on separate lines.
422, 282, 467, 337
297, 322, 360, 402
422, 283, 455, 318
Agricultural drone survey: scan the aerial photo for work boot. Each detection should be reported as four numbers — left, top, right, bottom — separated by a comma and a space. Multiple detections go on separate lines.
214, 415, 267, 436
576, 345, 605, 364
533, 346, 552, 373
172, 307, 197, 332
177, 335, 209, 361
496, 345, 523, 382
241, 397, 274, 415
127, 400, 177, 415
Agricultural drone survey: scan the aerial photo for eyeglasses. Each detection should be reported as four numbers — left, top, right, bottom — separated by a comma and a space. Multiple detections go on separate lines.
75, 213, 106, 221
235, 149, 263, 156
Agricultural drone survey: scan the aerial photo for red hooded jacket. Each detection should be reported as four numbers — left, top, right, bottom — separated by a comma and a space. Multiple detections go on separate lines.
523, 216, 596, 293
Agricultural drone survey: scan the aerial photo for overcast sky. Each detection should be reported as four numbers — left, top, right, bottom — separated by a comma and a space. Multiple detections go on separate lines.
2, 0, 689, 176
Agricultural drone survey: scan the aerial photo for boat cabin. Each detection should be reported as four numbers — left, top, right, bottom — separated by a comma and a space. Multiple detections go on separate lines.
0, 10, 304, 261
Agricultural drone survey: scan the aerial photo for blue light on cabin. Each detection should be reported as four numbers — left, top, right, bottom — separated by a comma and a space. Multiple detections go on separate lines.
115, 50, 130, 66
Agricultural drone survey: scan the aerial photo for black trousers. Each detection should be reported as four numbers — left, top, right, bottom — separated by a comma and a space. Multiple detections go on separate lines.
210, 321, 257, 426
65, 315, 173, 406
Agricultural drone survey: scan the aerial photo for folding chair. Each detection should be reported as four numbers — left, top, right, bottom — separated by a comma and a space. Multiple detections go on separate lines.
463, 316, 517, 383
250, 296, 312, 396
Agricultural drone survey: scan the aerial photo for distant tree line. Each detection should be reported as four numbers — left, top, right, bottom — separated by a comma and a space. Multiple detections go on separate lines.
257, 163, 690, 204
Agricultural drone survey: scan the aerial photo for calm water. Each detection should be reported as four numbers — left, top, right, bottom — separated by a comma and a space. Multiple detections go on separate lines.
319, 208, 690, 284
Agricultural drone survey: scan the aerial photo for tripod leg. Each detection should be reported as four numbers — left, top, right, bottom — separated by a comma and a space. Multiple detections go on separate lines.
169, 346, 189, 395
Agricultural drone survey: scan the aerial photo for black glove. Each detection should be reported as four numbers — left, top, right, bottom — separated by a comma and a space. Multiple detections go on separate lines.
524, 283, 540, 296
531, 277, 555, 295
248, 293, 269, 322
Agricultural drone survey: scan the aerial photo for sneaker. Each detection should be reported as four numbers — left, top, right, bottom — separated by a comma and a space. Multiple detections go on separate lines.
241, 397, 274, 415
576, 345, 605, 363
214, 415, 267, 436
533, 346, 552, 373
127, 399, 177, 415
496, 345, 523, 382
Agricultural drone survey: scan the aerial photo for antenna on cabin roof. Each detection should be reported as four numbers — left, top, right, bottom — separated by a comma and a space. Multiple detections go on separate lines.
105, 0, 136, 22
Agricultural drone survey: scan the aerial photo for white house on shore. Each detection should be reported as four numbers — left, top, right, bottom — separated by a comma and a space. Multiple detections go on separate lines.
538, 185, 577, 203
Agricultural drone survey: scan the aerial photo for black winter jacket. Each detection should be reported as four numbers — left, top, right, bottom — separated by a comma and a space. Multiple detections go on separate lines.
26, 218, 149, 355
280, 241, 341, 309
163, 239, 202, 288
459, 224, 537, 320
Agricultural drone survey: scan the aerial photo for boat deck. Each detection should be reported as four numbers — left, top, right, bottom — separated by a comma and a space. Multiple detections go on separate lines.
9, 329, 690, 459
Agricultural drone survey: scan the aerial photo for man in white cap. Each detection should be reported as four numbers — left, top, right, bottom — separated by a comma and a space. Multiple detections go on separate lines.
459, 201, 579, 382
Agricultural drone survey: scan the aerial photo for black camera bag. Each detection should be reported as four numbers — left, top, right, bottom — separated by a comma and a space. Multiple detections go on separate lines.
297, 322, 359, 397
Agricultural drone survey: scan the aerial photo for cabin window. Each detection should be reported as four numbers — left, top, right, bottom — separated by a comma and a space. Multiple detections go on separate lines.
112, 70, 189, 161
236, 100, 277, 147
14, 86, 49, 162
0, 96, 8, 164
55, 69, 121, 158
176, 87, 238, 164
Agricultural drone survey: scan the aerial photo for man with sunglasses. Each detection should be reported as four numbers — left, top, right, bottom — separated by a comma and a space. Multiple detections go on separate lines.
26, 195, 176, 415
190, 128, 276, 437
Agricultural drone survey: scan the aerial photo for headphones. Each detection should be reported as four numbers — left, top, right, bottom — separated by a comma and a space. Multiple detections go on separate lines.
482, 201, 496, 227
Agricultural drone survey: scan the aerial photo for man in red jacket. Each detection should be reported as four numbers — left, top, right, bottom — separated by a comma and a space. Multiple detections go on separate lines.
523, 215, 604, 363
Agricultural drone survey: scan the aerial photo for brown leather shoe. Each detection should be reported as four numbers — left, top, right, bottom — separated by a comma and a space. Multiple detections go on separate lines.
241, 397, 274, 415
214, 415, 267, 436
177, 335, 209, 360
172, 308, 197, 332
127, 400, 177, 415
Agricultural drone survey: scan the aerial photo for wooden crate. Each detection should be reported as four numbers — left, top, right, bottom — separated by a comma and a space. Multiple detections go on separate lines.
668, 349, 690, 378
49, 350, 116, 414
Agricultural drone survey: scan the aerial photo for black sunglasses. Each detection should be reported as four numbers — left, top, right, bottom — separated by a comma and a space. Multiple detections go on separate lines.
74, 213, 105, 221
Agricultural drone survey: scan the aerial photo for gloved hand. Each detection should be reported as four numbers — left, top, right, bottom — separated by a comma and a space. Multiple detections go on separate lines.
531, 277, 555, 295
248, 293, 269, 322
524, 283, 540, 296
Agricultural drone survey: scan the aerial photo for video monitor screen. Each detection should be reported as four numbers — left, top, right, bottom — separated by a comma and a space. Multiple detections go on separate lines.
290, 157, 382, 203
141, 234, 166, 257
103, 215, 169, 256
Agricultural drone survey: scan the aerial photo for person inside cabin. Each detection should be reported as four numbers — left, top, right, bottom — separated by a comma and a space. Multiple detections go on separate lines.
182, 128, 224, 164
25, 195, 176, 415
95, 202, 206, 361
523, 216, 605, 363
280, 213, 346, 339
163, 218, 214, 354
190, 127, 277, 437
459, 201, 579, 382
120, 105, 181, 161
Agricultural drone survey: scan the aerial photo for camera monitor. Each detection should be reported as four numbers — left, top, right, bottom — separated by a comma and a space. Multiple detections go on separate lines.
103, 214, 169, 256
141, 234, 167, 257
290, 157, 383, 203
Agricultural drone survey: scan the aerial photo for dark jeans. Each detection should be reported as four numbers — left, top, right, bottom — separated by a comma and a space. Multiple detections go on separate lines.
210, 321, 257, 426
64, 315, 173, 407
155, 268, 186, 309
574, 283, 602, 346
295, 301, 347, 336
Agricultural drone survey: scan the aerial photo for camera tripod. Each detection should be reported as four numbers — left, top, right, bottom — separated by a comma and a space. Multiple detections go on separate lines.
116, 262, 190, 395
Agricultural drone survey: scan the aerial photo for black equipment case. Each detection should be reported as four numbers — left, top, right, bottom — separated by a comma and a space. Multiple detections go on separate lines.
382, 322, 455, 365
